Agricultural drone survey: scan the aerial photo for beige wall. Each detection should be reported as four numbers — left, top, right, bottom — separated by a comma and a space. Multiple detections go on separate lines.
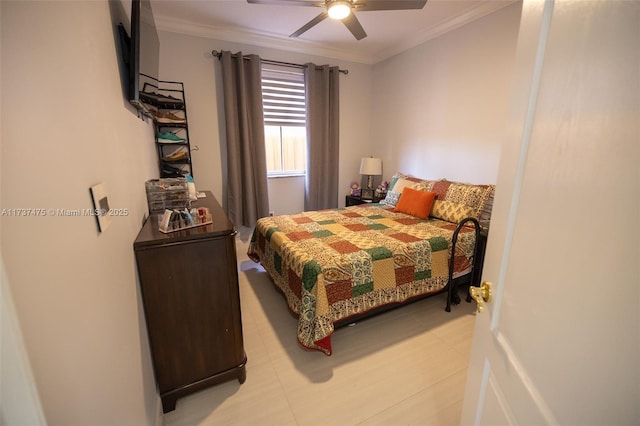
1, 1, 159, 424
267, 176, 306, 216
370, 4, 522, 185
157, 31, 373, 210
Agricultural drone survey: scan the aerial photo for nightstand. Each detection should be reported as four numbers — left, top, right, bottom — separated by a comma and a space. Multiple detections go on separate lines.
346, 194, 383, 206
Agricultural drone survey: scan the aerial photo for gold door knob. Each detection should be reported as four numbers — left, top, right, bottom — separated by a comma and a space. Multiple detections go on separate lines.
470, 281, 492, 313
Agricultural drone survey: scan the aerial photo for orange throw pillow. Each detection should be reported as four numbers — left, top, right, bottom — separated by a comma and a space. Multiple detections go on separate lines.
394, 188, 437, 219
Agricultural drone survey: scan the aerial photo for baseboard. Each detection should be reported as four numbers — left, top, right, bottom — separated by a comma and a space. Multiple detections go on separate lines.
154, 396, 163, 426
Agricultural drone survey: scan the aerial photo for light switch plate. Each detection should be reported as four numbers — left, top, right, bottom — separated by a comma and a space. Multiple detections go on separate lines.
89, 183, 112, 233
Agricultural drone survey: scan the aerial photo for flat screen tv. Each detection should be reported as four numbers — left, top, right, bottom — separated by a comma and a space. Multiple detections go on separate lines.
125, 0, 160, 113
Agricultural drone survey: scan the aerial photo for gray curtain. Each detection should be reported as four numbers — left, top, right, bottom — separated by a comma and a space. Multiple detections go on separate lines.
219, 51, 269, 226
304, 63, 340, 211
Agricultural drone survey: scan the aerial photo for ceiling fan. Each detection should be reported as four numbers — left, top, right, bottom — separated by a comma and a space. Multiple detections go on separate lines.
246, 0, 428, 41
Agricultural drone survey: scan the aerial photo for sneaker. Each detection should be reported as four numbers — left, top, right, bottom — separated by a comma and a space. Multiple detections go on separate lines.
139, 92, 156, 104
157, 131, 186, 143
154, 111, 186, 124
155, 92, 182, 104
162, 149, 188, 162
161, 164, 185, 177
140, 91, 184, 107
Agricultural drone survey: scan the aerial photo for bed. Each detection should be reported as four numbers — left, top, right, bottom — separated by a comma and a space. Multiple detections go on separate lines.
247, 175, 494, 355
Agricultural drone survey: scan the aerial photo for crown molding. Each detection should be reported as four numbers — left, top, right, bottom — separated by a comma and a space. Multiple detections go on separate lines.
155, 16, 374, 64
155, 1, 517, 65
371, 1, 517, 63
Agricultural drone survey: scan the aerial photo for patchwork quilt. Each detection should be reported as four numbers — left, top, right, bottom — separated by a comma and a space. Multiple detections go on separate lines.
247, 204, 477, 355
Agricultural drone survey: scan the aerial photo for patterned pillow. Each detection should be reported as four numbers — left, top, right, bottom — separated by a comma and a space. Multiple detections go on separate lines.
380, 173, 409, 207
386, 173, 405, 191
380, 173, 431, 207
379, 191, 401, 207
430, 200, 477, 223
429, 181, 495, 229
380, 174, 495, 230
440, 182, 494, 229
391, 177, 416, 194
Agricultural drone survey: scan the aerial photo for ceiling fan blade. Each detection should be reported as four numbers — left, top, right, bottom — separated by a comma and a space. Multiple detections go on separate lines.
354, 0, 427, 12
247, 0, 324, 7
342, 13, 367, 40
290, 11, 328, 38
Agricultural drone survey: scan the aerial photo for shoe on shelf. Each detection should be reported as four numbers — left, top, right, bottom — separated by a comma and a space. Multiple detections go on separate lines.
155, 92, 182, 103
162, 149, 188, 162
157, 131, 186, 143
161, 164, 185, 177
153, 110, 186, 124
140, 91, 183, 106
139, 92, 157, 104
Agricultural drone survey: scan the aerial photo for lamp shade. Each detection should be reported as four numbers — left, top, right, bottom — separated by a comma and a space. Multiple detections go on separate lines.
359, 157, 382, 176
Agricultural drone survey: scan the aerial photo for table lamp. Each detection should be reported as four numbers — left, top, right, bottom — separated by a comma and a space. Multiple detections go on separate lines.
359, 157, 382, 199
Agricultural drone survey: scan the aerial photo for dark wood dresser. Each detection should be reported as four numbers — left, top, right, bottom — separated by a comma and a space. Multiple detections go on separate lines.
134, 191, 246, 413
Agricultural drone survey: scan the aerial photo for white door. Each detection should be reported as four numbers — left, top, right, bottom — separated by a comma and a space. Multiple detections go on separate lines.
461, 1, 639, 424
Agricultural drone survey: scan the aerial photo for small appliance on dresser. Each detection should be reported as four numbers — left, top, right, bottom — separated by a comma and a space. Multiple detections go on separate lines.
134, 191, 246, 413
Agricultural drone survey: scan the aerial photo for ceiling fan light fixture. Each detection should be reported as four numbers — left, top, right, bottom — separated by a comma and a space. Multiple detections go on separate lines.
327, 1, 351, 20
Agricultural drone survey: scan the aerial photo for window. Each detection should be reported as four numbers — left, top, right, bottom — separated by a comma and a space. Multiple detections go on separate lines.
261, 65, 307, 176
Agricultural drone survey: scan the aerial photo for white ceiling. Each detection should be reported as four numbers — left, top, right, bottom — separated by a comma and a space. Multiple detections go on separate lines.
151, 0, 517, 64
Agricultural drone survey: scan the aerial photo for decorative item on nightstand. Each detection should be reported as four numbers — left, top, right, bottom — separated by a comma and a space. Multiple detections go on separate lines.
375, 180, 390, 198
359, 157, 382, 199
350, 181, 361, 197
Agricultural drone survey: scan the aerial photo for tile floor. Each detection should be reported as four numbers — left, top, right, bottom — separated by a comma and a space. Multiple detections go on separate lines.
163, 228, 477, 426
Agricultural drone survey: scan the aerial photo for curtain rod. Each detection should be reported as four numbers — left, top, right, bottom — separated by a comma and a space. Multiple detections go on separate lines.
211, 50, 348, 75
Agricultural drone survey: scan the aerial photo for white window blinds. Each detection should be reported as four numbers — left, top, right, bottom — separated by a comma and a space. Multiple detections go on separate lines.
261, 65, 306, 127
